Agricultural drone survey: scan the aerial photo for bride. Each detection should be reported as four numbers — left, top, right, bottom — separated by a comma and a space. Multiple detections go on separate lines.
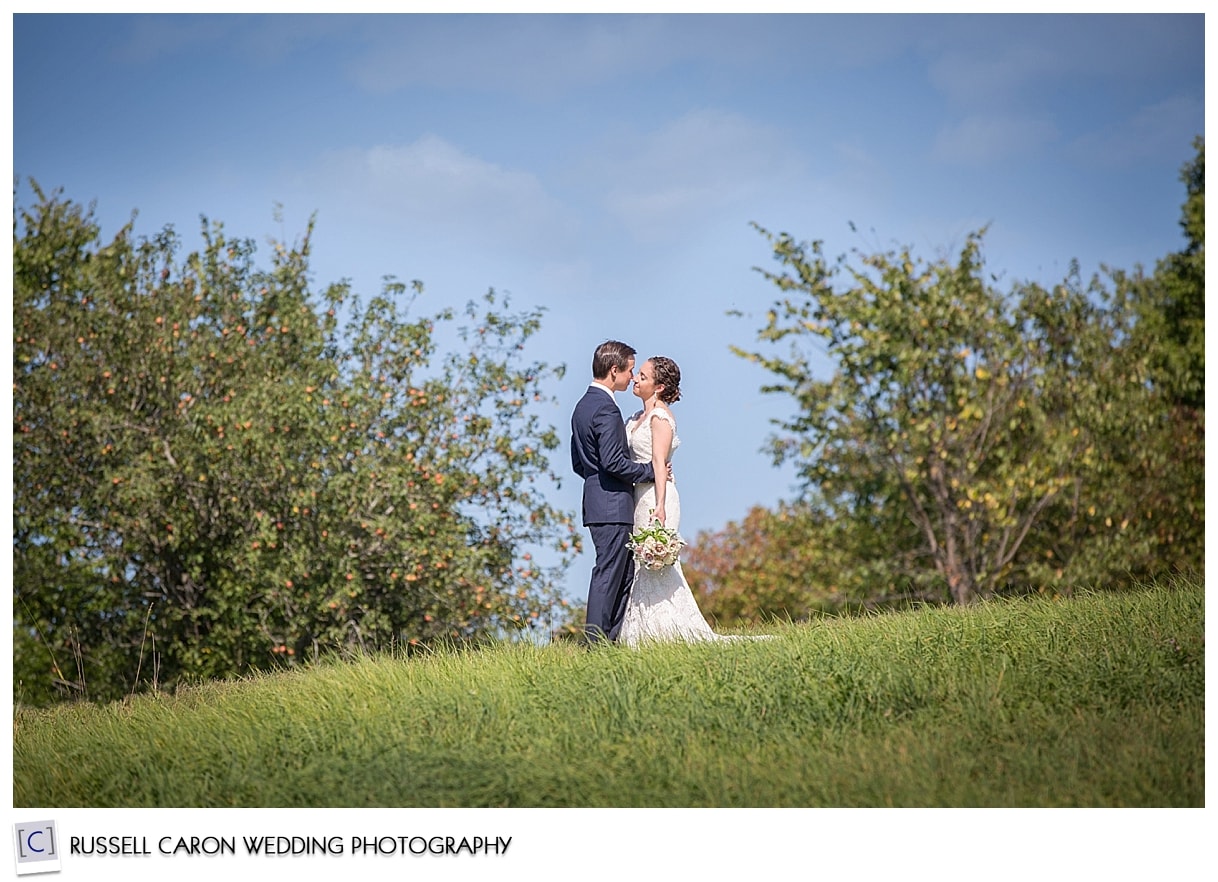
618, 356, 744, 647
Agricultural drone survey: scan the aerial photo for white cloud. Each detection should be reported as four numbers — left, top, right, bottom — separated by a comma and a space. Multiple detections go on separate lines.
928, 40, 1066, 106
343, 14, 938, 101
931, 114, 1059, 166
304, 134, 578, 256
924, 14, 1203, 108
347, 15, 679, 99
1066, 95, 1204, 168
581, 109, 808, 243
111, 14, 242, 64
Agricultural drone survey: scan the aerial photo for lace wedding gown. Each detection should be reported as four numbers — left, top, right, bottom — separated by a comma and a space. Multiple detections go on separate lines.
618, 407, 732, 647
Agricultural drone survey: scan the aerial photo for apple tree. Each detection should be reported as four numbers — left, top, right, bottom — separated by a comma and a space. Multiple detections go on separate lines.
13, 183, 579, 704
734, 224, 1155, 604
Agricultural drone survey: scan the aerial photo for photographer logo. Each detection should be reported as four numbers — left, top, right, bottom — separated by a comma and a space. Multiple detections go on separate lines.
12, 821, 61, 876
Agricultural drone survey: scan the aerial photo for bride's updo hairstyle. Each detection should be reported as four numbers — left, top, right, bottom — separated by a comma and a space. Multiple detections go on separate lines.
649, 356, 682, 403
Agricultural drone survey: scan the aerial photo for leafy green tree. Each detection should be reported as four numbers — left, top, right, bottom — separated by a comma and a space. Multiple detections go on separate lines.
682, 504, 826, 623
734, 223, 1162, 604
684, 499, 942, 624
13, 184, 579, 705
682, 503, 835, 622
1141, 136, 1204, 413
1049, 138, 1204, 582
710, 141, 1201, 613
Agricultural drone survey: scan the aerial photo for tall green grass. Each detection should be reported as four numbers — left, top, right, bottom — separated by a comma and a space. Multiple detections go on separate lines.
13, 577, 1203, 807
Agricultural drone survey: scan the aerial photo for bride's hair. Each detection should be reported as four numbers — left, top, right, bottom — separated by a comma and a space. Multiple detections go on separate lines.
649, 356, 682, 403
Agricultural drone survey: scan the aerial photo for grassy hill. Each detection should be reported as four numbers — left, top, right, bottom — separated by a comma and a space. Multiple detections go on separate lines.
13, 577, 1203, 807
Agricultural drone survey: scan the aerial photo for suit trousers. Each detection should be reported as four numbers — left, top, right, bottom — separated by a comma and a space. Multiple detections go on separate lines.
585, 522, 634, 642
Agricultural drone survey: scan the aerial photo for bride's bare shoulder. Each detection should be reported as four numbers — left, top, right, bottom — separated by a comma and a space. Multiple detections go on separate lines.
649, 405, 676, 427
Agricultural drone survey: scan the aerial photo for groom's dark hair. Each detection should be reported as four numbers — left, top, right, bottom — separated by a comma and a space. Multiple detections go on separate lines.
592, 340, 636, 380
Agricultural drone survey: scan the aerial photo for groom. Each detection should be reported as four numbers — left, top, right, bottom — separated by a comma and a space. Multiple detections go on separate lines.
570, 340, 656, 643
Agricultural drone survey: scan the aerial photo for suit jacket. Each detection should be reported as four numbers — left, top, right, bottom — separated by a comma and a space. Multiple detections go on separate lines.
571, 385, 655, 525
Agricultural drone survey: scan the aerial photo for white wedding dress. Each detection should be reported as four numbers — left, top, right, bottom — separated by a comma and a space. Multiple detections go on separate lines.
618, 407, 733, 647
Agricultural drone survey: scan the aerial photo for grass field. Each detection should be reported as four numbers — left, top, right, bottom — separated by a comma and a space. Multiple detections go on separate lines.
12, 576, 1203, 807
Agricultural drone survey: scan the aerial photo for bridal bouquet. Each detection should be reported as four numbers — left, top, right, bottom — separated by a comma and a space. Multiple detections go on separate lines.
627, 517, 686, 571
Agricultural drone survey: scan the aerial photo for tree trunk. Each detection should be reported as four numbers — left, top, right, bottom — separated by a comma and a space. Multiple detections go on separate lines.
941, 534, 976, 605
946, 568, 975, 605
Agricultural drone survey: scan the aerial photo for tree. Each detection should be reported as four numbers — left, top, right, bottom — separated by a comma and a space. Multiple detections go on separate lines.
1141, 136, 1204, 413
13, 184, 580, 704
1136, 137, 1204, 568
718, 141, 1202, 611
682, 504, 827, 623
1055, 137, 1205, 582
685, 497, 944, 624
734, 225, 1155, 604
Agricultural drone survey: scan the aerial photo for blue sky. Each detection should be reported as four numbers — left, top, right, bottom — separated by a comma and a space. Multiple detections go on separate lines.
10, 12, 1207, 601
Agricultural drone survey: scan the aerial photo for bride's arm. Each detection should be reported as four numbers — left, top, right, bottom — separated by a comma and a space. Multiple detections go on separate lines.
649, 412, 674, 526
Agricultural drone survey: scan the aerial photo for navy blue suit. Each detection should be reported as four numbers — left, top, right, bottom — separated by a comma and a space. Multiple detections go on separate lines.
571, 385, 655, 641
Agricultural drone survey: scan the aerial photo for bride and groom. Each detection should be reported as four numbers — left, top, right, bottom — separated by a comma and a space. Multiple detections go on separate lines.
570, 340, 738, 647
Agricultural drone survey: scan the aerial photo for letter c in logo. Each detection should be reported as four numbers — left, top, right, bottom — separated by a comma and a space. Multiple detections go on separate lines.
25, 830, 45, 854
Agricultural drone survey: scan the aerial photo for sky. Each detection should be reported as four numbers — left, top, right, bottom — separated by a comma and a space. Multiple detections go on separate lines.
4, 8, 1213, 873
10, 11, 1207, 603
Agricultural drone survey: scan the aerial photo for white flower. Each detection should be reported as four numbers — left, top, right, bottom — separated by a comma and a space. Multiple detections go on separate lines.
627, 518, 685, 570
